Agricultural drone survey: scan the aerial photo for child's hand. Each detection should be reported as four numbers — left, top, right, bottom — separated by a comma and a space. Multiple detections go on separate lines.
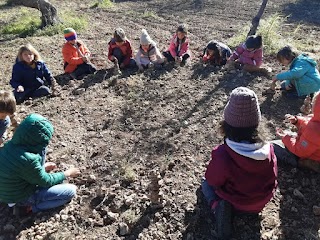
17, 85, 24, 92
110, 55, 115, 61
272, 76, 277, 83
285, 84, 293, 90
64, 168, 81, 178
44, 162, 57, 172
82, 56, 88, 63
175, 56, 182, 62
285, 114, 298, 124
276, 128, 286, 138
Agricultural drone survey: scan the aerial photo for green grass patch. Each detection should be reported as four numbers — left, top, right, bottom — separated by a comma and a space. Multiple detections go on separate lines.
142, 9, 158, 19
0, 8, 88, 37
227, 14, 315, 54
91, 0, 113, 9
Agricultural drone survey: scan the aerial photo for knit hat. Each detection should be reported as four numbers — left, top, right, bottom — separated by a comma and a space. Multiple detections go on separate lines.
11, 113, 54, 153
245, 35, 262, 49
140, 29, 155, 45
114, 28, 126, 42
64, 28, 77, 41
224, 87, 261, 128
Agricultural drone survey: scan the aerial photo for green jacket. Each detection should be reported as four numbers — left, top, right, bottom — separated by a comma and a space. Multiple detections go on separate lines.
0, 114, 65, 203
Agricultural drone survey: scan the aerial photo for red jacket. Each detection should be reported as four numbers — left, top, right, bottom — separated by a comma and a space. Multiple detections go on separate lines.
62, 40, 91, 73
229, 43, 263, 67
168, 34, 190, 58
205, 143, 277, 213
108, 39, 133, 66
282, 96, 320, 161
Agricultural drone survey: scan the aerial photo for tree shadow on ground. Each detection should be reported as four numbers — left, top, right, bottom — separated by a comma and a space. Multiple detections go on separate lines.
181, 187, 262, 239
282, 0, 320, 26
278, 165, 320, 239
0, 203, 63, 240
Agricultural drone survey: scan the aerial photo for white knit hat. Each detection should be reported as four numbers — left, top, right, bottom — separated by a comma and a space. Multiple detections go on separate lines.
140, 29, 155, 45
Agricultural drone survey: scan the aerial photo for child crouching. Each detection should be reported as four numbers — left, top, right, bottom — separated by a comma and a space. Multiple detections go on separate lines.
135, 29, 164, 72
202, 87, 277, 239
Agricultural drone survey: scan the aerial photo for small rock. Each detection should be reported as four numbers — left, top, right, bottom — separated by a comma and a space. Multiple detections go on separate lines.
107, 211, 118, 221
119, 222, 130, 236
293, 189, 305, 199
3, 224, 15, 232
61, 214, 68, 221
291, 206, 298, 213
313, 206, 320, 216
73, 88, 86, 95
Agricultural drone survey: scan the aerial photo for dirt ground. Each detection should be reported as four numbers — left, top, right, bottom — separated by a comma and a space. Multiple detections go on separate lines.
1, 0, 320, 239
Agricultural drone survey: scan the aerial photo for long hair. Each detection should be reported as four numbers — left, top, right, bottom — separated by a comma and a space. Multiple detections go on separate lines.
219, 120, 265, 144
17, 43, 41, 62
205, 41, 222, 65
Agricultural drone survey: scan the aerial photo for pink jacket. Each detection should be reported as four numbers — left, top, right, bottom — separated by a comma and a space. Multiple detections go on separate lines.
230, 43, 263, 66
167, 34, 190, 58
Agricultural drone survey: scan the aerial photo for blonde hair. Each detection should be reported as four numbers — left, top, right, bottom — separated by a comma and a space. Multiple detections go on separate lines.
0, 91, 16, 114
17, 43, 41, 62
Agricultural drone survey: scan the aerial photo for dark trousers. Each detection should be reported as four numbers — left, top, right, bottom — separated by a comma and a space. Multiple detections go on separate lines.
272, 140, 299, 167
14, 86, 50, 104
72, 63, 97, 79
112, 48, 136, 68
163, 51, 190, 63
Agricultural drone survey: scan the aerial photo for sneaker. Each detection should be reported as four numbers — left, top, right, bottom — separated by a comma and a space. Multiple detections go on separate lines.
214, 200, 233, 240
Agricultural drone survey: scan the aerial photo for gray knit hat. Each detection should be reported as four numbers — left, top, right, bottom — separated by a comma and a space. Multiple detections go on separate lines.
224, 87, 261, 128
140, 29, 155, 45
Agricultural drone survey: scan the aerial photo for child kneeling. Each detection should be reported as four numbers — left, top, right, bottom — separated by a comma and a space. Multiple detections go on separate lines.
0, 114, 80, 213
202, 87, 277, 239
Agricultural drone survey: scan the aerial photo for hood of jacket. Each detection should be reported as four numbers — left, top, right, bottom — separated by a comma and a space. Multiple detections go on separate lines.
292, 54, 317, 68
10, 113, 53, 153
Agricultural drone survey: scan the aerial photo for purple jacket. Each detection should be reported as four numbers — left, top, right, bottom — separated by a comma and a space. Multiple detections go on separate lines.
205, 141, 277, 213
230, 43, 263, 66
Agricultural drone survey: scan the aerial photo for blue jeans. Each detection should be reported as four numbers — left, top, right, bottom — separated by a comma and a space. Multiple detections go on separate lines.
0, 116, 10, 141
14, 86, 51, 104
201, 178, 220, 208
18, 148, 77, 212
271, 140, 298, 167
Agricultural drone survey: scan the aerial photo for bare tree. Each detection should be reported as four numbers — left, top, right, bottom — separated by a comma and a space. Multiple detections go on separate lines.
7, 0, 59, 27
247, 0, 269, 37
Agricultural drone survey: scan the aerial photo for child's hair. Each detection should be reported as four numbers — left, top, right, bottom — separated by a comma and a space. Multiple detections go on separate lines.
245, 35, 262, 49
219, 120, 264, 144
276, 45, 298, 62
17, 43, 41, 62
114, 28, 126, 42
176, 24, 188, 34
205, 41, 222, 64
0, 91, 16, 115
312, 91, 320, 112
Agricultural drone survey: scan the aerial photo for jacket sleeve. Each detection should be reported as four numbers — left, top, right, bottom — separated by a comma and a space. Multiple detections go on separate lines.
282, 129, 319, 159
62, 45, 84, 65
42, 62, 53, 85
108, 42, 113, 61
276, 60, 309, 81
205, 147, 227, 188
123, 41, 133, 66
168, 36, 177, 58
229, 44, 244, 61
19, 155, 66, 187
81, 42, 90, 56
155, 47, 164, 61
10, 64, 23, 89
253, 48, 263, 67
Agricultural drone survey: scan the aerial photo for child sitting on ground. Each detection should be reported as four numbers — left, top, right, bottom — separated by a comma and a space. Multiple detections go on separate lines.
202, 87, 277, 239
271, 46, 320, 100
0, 113, 80, 214
62, 28, 97, 80
108, 28, 136, 75
10, 44, 60, 104
228, 35, 270, 75
273, 91, 320, 173
135, 29, 164, 72
202, 40, 231, 66
163, 24, 191, 67
0, 91, 17, 144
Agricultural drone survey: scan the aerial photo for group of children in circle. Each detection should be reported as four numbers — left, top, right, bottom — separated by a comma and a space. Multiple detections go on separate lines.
1, 23, 320, 239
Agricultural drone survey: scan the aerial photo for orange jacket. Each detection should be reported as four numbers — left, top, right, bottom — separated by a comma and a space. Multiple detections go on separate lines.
62, 40, 91, 73
282, 95, 320, 161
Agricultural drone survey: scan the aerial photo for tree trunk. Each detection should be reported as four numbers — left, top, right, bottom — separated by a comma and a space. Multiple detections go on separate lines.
7, 0, 59, 27
247, 0, 268, 37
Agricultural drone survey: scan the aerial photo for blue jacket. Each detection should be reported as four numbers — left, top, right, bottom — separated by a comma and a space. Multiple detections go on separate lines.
276, 54, 320, 96
10, 61, 53, 90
